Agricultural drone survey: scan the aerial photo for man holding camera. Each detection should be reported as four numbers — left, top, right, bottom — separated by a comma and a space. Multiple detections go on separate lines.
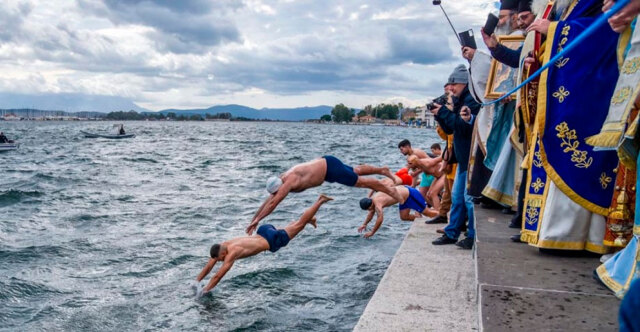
429, 65, 481, 249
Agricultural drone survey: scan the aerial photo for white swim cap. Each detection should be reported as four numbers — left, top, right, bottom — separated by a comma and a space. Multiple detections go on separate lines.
266, 176, 283, 194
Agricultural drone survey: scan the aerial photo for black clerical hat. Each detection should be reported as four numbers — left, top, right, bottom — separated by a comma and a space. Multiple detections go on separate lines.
518, 0, 532, 13
500, 0, 518, 10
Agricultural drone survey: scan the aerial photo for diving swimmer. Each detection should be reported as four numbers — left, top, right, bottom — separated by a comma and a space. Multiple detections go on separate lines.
358, 185, 438, 238
246, 156, 404, 235
196, 194, 333, 294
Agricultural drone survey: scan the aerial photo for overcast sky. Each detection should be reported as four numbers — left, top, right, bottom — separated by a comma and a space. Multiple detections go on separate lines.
0, 0, 497, 111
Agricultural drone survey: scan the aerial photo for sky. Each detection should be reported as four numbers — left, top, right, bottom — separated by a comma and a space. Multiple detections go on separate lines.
0, 0, 497, 111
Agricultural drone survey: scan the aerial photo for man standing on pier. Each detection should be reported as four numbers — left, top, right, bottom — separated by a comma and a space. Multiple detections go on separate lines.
430, 65, 481, 250
397, 139, 429, 187
246, 156, 404, 235
357, 185, 438, 238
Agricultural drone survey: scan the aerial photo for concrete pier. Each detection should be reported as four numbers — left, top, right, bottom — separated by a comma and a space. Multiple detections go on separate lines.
474, 208, 619, 331
354, 218, 477, 331
355, 208, 621, 331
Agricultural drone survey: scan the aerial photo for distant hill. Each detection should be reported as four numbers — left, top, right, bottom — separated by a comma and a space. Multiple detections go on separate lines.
156, 104, 332, 121
0, 92, 150, 113
0, 91, 334, 121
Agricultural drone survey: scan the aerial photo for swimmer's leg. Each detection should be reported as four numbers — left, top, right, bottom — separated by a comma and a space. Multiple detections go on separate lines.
283, 194, 333, 239
420, 207, 439, 218
353, 164, 395, 181
356, 177, 404, 203
428, 176, 445, 210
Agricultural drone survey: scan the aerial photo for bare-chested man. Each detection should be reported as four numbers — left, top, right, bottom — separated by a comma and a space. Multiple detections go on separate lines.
407, 154, 445, 210
246, 155, 403, 235
398, 139, 429, 187
357, 185, 438, 238
197, 194, 333, 294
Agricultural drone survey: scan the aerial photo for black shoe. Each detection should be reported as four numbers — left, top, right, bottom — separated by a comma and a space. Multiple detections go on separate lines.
432, 235, 457, 245
456, 237, 474, 249
509, 214, 522, 228
502, 208, 516, 215
510, 234, 523, 243
480, 202, 500, 209
425, 215, 448, 224
472, 197, 482, 205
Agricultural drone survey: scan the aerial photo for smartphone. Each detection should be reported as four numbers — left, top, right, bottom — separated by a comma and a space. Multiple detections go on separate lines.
484, 13, 499, 35
458, 29, 477, 49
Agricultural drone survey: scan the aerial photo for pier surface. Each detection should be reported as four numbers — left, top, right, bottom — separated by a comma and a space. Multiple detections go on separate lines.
354, 218, 477, 331
474, 208, 619, 331
355, 208, 621, 331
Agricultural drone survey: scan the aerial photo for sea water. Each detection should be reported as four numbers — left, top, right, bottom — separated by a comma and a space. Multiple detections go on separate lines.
0, 121, 440, 331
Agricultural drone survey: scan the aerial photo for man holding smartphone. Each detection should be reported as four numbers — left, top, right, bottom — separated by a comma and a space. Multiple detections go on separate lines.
429, 65, 481, 250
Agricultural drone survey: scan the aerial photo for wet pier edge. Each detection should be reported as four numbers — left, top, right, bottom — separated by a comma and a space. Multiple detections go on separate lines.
354, 208, 620, 331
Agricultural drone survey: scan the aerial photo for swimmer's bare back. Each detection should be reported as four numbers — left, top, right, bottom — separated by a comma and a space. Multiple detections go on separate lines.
224, 236, 270, 259
283, 158, 327, 192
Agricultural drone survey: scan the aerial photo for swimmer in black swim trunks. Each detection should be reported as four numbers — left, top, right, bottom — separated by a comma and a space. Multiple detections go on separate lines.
357, 185, 438, 238
197, 194, 333, 294
246, 155, 404, 235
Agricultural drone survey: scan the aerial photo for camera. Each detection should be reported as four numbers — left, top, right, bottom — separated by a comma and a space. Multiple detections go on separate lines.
426, 94, 448, 111
432, 0, 442, 5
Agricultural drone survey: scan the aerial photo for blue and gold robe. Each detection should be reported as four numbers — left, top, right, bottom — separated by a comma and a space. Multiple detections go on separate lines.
521, 0, 621, 249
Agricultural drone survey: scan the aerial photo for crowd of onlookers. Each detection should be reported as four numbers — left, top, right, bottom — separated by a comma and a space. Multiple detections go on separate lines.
391, 0, 640, 327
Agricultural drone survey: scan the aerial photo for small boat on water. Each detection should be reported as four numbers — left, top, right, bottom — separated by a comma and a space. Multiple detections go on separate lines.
81, 130, 135, 139
0, 142, 19, 152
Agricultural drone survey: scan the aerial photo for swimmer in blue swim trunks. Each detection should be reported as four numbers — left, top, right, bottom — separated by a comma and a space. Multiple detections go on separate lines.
357, 185, 438, 238
197, 194, 333, 294
246, 156, 404, 235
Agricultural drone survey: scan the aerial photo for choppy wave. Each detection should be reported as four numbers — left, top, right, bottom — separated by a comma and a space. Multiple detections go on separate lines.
0, 121, 440, 331
0, 189, 43, 207
0, 277, 66, 300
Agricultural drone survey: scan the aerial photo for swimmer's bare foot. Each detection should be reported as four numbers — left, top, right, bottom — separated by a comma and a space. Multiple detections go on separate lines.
319, 194, 334, 203
381, 166, 394, 180
309, 217, 317, 228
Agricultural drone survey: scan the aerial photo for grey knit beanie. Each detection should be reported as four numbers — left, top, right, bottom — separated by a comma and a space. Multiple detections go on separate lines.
447, 64, 469, 85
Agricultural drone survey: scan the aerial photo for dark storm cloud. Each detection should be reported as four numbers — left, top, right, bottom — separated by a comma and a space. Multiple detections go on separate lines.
386, 25, 453, 65
86, 0, 242, 52
204, 15, 455, 95
0, 1, 32, 42
0, 0, 494, 108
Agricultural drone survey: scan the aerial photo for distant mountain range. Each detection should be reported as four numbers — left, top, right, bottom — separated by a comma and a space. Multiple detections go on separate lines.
0, 92, 332, 121
0, 92, 150, 113
156, 104, 332, 121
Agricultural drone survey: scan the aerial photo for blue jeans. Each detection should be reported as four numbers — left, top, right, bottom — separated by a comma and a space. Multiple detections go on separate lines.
444, 167, 475, 240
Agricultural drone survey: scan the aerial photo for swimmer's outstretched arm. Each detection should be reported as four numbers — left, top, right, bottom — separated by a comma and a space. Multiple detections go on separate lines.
203, 259, 235, 293
196, 258, 218, 282
364, 205, 384, 238
247, 182, 292, 234
358, 210, 375, 233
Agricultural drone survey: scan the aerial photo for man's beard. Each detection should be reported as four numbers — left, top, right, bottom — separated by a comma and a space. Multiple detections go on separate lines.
532, 0, 548, 15
495, 22, 513, 36
531, 0, 574, 18
554, 0, 573, 14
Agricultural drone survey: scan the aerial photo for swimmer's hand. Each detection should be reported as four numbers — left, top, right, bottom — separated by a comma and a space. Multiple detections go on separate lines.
245, 222, 258, 235
357, 225, 367, 233
363, 231, 375, 238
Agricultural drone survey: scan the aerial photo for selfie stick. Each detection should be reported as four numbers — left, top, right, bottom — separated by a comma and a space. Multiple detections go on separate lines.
433, 1, 461, 44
